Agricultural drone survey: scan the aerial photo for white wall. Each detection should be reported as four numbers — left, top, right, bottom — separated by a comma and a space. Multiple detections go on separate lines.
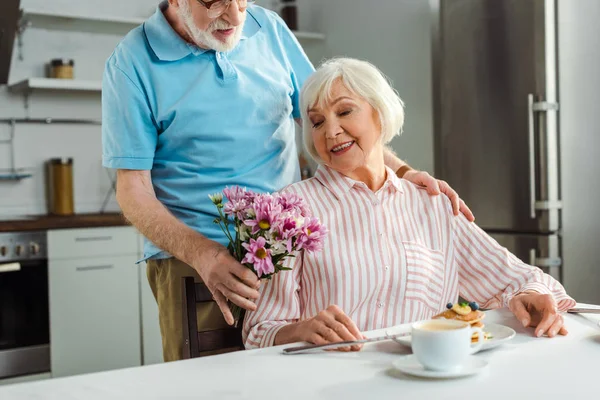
299, 0, 435, 173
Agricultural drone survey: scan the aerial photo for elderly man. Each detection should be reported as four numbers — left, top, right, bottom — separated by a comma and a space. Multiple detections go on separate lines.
102, 0, 472, 362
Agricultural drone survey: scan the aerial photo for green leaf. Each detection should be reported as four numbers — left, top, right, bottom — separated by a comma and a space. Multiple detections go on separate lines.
271, 254, 288, 264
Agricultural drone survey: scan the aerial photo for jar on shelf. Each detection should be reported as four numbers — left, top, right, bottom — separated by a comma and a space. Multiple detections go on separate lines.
48, 59, 75, 79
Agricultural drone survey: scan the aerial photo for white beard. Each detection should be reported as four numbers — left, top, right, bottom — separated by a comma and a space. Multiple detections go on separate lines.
177, 0, 245, 53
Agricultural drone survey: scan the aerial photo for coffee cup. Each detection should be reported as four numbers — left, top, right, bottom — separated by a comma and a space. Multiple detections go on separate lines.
411, 319, 484, 371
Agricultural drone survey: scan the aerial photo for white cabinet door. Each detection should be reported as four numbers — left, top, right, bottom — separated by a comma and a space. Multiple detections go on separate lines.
139, 263, 164, 365
49, 255, 141, 377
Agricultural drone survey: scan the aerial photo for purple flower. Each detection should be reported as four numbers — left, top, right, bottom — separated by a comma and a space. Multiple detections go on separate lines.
277, 192, 310, 216
223, 186, 247, 203
271, 215, 301, 253
296, 217, 328, 253
224, 199, 249, 220
242, 237, 274, 277
244, 194, 283, 234
243, 191, 258, 204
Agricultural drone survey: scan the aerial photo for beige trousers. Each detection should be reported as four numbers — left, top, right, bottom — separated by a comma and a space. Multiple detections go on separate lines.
146, 258, 230, 362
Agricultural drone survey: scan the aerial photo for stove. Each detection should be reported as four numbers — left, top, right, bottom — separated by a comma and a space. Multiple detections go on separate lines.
0, 230, 50, 380
0, 230, 47, 263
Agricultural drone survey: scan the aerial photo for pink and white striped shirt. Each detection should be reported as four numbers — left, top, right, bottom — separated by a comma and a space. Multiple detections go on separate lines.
243, 165, 575, 349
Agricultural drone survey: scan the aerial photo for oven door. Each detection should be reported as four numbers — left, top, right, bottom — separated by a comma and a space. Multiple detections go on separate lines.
0, 260, 51, 379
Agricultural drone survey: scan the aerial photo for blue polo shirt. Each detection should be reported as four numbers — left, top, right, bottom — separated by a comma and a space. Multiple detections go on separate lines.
102, 2, 315, 261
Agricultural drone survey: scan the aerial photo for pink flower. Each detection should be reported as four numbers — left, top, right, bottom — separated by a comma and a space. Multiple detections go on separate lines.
277, 192, 310, 216
243, 191, 258, 204
242, 237, 274, 277
223, 186, 247, 203
271, 215, 301, 253
224, 199, 249, 220
296, 217, 328, 253
244, 194, 283, 234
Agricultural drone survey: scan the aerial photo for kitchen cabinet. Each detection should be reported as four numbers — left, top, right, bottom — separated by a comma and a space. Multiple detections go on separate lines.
48, 227, 148, 377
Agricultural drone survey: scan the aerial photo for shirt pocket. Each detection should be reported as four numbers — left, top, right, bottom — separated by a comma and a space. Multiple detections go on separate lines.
402, 241, 446, 312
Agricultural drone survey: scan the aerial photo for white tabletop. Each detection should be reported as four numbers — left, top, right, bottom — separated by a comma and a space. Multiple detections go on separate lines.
2, 307, 599, 400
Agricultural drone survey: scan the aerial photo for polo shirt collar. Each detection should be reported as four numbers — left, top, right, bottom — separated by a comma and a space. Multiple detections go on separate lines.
314, 164, 404, 200
144, 1, 262, 61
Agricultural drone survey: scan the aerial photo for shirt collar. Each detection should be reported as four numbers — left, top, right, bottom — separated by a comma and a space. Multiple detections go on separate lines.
144, 1, 262, 61
313, 164, 404, 200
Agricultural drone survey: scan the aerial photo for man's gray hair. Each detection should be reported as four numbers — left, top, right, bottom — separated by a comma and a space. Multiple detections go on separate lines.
300, 57, 405, 164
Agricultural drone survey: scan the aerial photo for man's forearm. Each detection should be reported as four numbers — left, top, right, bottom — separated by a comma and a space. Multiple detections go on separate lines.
117, 186, 213, 267
383, 146, 412, 177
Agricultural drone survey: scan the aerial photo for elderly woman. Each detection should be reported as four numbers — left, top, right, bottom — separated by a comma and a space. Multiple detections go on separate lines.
243, 58, 575, 350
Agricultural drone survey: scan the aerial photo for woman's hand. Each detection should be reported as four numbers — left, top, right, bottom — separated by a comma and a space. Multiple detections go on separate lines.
509, 292, 568, 338
402, 170, 475, 222
296, 305, 364, 351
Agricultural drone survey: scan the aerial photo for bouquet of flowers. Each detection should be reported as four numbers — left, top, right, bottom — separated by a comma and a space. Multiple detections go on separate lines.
209, 186, 327, 325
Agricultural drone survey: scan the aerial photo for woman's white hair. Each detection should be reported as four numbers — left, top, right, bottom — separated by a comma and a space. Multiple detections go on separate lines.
300, 57, 405, 164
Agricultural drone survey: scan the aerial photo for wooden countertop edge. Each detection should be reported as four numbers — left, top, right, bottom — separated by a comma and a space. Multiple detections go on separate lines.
0, 213, 131, 232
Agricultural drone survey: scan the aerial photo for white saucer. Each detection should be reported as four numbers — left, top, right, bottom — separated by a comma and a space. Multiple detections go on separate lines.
392, 355, 488, 379
388, 323, 516, 353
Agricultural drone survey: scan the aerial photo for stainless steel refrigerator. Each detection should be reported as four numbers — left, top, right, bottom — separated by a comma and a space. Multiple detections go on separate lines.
431, 0, 600, 303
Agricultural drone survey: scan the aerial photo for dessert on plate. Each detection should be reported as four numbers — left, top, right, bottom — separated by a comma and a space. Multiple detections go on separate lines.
433, 301, 493, 342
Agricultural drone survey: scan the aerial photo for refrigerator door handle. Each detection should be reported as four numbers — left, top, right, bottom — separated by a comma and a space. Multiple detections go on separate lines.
527, 94, 560, 218
527, 94, 537, 219
529, 248, 562, 268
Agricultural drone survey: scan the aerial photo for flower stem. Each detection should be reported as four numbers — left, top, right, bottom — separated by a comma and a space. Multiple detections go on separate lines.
235, 220, 243, 262
229, 302, 244, 328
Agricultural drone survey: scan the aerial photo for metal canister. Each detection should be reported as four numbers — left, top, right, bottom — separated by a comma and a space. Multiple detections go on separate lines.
47, 158, 74, 215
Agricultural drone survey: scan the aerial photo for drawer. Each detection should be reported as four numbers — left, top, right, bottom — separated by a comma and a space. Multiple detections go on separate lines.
48, 227, 139, 260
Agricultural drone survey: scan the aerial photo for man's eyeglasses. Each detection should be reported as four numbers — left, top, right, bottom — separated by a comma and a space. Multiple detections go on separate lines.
196, 0, 255, 19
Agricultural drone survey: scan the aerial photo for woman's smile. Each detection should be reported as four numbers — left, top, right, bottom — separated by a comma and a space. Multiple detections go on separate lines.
330, 141, 355, 155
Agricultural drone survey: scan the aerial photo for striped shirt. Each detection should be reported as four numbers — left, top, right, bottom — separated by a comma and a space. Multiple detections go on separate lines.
243, 165, 575, 348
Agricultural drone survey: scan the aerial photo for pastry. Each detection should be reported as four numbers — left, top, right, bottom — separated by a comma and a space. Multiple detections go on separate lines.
433, 301, 492, 342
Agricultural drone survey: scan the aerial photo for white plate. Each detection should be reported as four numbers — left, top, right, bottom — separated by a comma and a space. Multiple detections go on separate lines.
392, 355, 488, 379
388, 323, 516, 352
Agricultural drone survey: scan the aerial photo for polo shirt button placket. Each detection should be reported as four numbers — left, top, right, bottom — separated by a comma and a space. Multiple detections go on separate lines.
216, 52, 237, 81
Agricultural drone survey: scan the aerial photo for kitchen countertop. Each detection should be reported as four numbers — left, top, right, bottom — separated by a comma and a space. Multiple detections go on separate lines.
0, 213, 130, 232
1, 307, 599, 399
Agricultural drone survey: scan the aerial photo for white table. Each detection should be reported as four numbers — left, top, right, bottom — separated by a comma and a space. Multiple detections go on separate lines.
1, 307, 599, 400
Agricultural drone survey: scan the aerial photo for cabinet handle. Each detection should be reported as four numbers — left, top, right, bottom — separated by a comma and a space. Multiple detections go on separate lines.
0, 262, 21, 273
75, 236, 113, 242
75, 264, 114, 272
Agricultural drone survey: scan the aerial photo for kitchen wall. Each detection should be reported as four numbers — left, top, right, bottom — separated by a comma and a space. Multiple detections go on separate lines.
0, 0, 313, 217
0, 0, 435, 218
0, 0, 159, 216
299, 0, 435, 173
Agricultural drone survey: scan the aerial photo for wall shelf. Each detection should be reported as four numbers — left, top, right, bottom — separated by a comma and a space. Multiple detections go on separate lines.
8, 78, 102, 93
21, 8, 146, 27
293, 31, 326, 41
0, 171, 33, 181
19, 8, 325, 41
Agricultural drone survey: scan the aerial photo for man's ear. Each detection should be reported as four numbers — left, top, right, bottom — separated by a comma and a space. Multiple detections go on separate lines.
168, 0, 179, 8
